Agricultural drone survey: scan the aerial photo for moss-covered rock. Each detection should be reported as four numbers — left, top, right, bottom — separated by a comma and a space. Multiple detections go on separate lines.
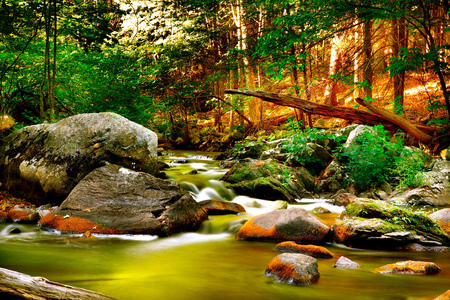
333, 199, 450, 249
221, 159, 314, 203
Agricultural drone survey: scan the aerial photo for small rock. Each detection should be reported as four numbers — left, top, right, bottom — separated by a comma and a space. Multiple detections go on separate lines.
7, 206, 38, 224
275, 241, 334, 258
199, 200, 245, 215
375, 260, 441, 275
264, 253, 320, 285
185, 170, 198, 175
312, 207, 331, 214
8, 227, 21, 234
333, 193, 357, 206
333, 256, 361, 269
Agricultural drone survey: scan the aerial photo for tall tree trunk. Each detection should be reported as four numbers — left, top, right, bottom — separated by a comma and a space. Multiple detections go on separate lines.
324, 34, 343, 106
362, 19, 373, 100
232, 0, 261, 128
353, 22, 362, 99
39, 0, 51, 121
291, 46, 305, 128
393, 17, 407, 115
49, 0, 57, 119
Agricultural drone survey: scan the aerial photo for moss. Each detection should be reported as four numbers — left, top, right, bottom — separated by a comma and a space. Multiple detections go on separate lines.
344, 199, 449, 240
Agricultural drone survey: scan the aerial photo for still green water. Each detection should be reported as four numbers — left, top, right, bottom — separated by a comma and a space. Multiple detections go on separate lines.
0, 151, 449, 300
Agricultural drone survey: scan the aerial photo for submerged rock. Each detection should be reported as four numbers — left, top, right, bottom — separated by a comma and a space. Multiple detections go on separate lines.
264, 253, 320, 285
0, 112, 158, 205
40, 164, 207, 235
236, 208, 330, 244
375, 260, 441, 275
199, 200, 245, 215
275, 241, 334, 258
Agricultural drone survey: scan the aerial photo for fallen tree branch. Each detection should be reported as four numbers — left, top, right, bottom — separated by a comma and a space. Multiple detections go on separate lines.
0, 267, 117, 300
224, 89, 437, 142
211, 95, 254, 127
355, 98, 433, 143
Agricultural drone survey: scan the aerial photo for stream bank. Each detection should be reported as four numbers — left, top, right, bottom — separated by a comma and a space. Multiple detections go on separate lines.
1, 151, 450, 299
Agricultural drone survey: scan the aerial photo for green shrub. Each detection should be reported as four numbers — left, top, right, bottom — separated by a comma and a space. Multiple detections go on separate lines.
335, 125, 428, 190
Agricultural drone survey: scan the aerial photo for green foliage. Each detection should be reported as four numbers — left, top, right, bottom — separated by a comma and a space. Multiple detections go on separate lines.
57, 47, 153, 125
335, 125, 429, 190
336, 125, 402, 189
281, 118, 344, 173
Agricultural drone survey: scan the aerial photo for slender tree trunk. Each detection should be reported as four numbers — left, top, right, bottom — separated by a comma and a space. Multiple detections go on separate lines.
393, 17, 407, 115
40, 0, 51, 121
49, 0, 57, 119
362, 19, 373, 100
291, 46, 305, 128
324, 35, 342, 106
353, 22, 362, 99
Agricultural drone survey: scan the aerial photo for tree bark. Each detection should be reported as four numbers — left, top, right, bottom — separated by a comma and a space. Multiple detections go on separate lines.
224, 89, 437, 142
355, 97, 433, 143
0, 267, 117, 300
392, 17, 407, 114
362, 19, 373, 100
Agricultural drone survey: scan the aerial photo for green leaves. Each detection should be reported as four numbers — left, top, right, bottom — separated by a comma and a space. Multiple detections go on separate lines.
336, 125, 428, 190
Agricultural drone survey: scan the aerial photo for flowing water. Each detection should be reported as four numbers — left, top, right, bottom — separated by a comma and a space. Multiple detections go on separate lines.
0, 151, 449, 300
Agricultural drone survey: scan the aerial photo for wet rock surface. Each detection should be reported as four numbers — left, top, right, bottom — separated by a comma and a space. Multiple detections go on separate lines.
236, 207, 330, 244
264, 253, 320, 285
0, 112, 158, 205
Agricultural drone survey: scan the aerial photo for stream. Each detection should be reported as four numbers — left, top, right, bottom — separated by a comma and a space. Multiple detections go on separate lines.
0, 150, 449, 299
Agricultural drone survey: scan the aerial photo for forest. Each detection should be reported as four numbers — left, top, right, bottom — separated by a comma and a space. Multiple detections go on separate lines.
1, 0, 449, 151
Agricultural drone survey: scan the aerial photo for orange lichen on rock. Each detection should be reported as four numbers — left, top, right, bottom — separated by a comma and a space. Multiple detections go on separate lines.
0, 211, 8, 221
331, 220, 350, 244
375, 260, 441, 275
275, 241, 335, 258
39, 214, 120, 234
435, 289, 450, 300
235, 216, 280, 241
265, 256, 297, 281
7, 208, 38, 223
435, 220, 450, 236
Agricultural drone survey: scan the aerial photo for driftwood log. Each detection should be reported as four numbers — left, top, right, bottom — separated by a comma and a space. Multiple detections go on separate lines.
0, 267, 117, 300
224, 89, 437, 143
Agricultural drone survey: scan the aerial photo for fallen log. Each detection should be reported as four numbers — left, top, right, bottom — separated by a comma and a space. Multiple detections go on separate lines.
224, 89, 437, 142
0, 267, 117, 300
355, 97, 433, 143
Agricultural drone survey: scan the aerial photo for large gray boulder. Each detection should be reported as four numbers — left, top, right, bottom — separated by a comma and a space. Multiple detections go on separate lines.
388, 159, 450, 206
0, 112, 158, 205
40, 164, 207, 235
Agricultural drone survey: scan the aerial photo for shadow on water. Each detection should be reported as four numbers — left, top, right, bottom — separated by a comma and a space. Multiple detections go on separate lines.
0, 151, 449, 300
